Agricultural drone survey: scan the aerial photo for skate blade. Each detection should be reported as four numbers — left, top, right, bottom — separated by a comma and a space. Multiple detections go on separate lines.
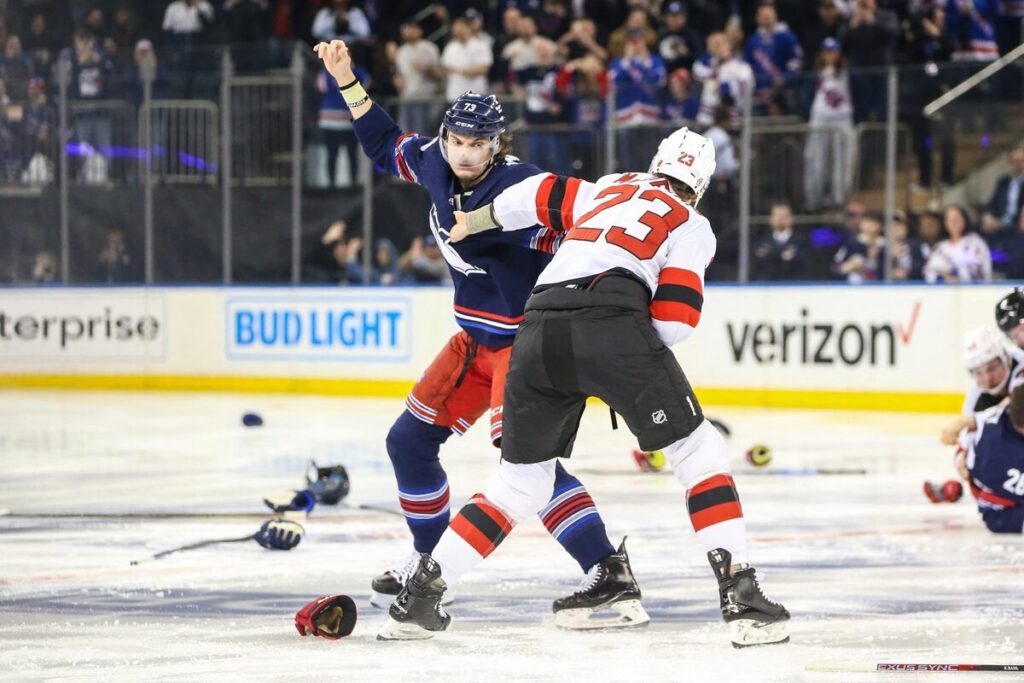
376, 617, 443, 641
371, 590, 454, 609
729, 618, 790, 648
554, 599, 650, 631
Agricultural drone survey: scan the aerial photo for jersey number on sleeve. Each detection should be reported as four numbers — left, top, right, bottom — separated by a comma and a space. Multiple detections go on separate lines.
564, 182, 690, 260
1004, 468, 1024, 496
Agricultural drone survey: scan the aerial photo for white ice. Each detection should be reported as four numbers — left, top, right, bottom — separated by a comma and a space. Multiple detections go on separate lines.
1, 390, 1022, 682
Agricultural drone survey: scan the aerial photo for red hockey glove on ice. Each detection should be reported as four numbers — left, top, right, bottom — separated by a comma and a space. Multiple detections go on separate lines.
295, 595, 357, 639
923, 479, 963, 503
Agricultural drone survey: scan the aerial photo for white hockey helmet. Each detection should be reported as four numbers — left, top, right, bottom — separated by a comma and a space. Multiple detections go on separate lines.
648, 127, 716, 203
963, 326, 1009, 371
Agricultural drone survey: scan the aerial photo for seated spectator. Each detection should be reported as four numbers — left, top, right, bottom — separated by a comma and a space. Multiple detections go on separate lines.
841, 200, 865, 238
925, 205, 992, 283
319, 221, 363, 285
743, 4, 802, 115
692, 31, 754, 128
400, 235, 450, 284
109, 5, 141, 60
706, 106, 739, 181
1, 35, 35, 100
998, 205, 1024, 280
316, 64, 368, 188
916, 210, 943, 249
372, 238, 405, 285
441, 17, 492, 102
83, 7, 111, 49
97, 228, 134, 282
658, 2, 702, 72
833, 211, 887, 283
982, 148, 1024, 245
752, 202, 808, 281
32, 250, 58, 283
889, 211, 928, 281
608, 9, 658, 59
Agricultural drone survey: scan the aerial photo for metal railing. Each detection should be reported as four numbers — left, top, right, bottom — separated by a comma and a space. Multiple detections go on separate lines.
5, 52, 1024, 286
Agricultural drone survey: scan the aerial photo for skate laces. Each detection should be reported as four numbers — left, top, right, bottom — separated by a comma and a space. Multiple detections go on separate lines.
386, 550, 422, 585
744, 569, 781, 609
574, 564, 604, 595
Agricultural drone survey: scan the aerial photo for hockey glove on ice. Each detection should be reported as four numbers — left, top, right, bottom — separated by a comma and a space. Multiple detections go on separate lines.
263, 489, 316, 514
254, 519, 305, 550
295, 595, 357, 639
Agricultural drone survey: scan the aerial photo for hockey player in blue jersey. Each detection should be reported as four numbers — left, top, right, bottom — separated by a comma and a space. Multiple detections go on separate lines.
300, 39, 647, 631
956, 385, 1024, 533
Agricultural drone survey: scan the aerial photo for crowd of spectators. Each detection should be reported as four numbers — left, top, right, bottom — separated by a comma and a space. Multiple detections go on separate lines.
751, 147, 1024, 283
1, 0, 1022, 283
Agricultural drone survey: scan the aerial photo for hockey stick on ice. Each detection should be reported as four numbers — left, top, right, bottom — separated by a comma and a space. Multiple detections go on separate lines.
576, 467, 868, 477
806, 662, 1024, 673
130, 533, 257, 565
1, 506, 402, 520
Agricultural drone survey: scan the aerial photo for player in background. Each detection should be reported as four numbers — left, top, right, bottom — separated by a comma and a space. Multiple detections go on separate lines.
377, 128, 790, 647
996, 288, 1024, 351
927, 327, 1022, 503
949, 386, 1024, 534
308, 39, 647, 628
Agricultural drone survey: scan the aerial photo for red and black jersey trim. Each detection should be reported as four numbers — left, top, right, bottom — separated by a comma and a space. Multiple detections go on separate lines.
449, 494, 514, 558
650, 267, 703, 327
687, 474, 743, 531
536, 174, 583, 233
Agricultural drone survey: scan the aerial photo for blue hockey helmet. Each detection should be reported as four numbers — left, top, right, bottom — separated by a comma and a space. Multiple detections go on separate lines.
439, 92, 506, 162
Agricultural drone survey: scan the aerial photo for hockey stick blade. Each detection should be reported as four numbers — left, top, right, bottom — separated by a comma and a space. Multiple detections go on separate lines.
806, 662, 1024, 673
130, 534, 257, 565
577, 467, 868, 477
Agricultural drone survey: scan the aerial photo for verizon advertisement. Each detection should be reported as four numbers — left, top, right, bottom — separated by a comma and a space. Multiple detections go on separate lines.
0, 291, 165, 359
681, 286, 963, 392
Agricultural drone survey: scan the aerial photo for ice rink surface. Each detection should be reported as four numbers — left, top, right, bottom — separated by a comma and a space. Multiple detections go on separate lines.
1, 390, 1022, 682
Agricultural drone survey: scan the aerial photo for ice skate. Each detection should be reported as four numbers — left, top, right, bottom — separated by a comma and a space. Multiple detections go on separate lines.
708, 548, 790, 648
370, 550, 454, 608
552, 538, 650, 630
377, 554, 451, 641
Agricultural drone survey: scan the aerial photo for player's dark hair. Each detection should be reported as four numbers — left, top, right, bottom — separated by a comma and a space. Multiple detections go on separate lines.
1010, 385, 1024, 430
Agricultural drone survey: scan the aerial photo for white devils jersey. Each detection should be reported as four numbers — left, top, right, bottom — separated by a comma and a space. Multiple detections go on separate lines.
490, 171, 717, 346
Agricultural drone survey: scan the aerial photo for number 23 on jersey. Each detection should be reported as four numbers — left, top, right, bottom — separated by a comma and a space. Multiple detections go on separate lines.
564, 175, 691, 260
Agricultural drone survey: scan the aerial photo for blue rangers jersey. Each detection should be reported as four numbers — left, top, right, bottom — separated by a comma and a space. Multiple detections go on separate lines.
351, 103, 560, 348
743, 24, 802, 97
961, 404, 1024, 533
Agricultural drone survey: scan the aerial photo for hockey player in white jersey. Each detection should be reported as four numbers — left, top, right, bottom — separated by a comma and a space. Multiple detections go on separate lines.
377, 128, 790, 647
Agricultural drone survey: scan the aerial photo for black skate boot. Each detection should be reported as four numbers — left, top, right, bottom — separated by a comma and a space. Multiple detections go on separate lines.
708, 548, 790, 648
376, 554, 451, 641
552, 538, 650, 630
370, 550, 454, 608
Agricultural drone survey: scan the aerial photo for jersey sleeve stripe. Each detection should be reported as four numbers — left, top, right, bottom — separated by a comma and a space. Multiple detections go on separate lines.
393, 133, 417, 183
535, 174, 557, 230
658, 267, 703, 292
650, 300, 701, 327
561, 177, 582, 229
653, 283, 704, 312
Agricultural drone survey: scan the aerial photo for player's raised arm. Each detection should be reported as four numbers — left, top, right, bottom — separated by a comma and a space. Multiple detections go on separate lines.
314, 40, 372, 120
449, 173, 597, 242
